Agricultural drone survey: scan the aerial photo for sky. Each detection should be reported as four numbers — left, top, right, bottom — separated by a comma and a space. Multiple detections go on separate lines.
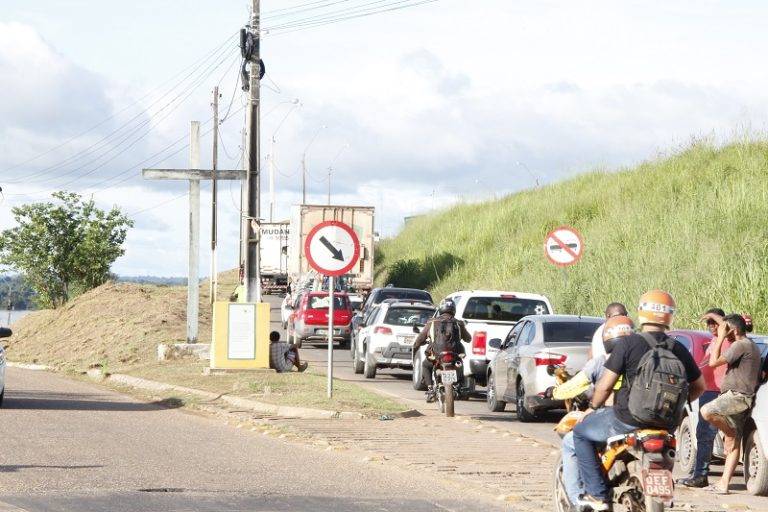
1, 1, 768, 278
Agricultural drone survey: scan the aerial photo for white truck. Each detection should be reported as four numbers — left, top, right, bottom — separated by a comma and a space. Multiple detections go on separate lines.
412, 290, 554, 393
259, 221, 290, 294
287, 204, 375, 293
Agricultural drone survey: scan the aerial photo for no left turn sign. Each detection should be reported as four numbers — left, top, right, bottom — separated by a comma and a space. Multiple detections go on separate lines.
544, 226, 584, 267
304, 220, 361, 277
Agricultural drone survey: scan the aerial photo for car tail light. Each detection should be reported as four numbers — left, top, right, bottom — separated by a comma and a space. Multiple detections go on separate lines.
472, 331, 487, 355
441, 353, 454, 363
374, 326, 393, 335
642, 438, 666, 453
534, 353, 567, 366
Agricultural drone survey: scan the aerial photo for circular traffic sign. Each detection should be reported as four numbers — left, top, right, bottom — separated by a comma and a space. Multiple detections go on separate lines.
304, 220, 361, 277
544, 226, 584, 267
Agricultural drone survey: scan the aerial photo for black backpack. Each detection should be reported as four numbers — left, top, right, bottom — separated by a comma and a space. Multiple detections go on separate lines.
430, 318, 461, 354
627, 333, 689, 429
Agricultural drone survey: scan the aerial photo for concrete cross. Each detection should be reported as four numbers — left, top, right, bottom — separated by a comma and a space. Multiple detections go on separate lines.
142, 121, 245, 342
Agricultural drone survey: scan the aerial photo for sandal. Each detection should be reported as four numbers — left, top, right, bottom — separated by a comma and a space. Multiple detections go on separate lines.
704, 484, 729, 495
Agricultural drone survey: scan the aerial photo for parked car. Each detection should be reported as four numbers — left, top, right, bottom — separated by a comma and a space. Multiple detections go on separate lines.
413, 291, 553, 393
351, 299, 435, 378
670, 329, 768, 495
485, 314, 601, 421
350, 286, 433, 361
287, 291, 353, 348
348, 293, 364, 313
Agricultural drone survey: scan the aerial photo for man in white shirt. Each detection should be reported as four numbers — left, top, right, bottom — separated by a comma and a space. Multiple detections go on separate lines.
590, 302, 628, 358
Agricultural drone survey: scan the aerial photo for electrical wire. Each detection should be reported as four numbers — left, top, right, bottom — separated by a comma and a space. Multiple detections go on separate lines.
1, 32, 238, 180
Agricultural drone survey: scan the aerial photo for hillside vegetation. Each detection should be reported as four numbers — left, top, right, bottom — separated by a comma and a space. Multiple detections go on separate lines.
377, 142, 768, 329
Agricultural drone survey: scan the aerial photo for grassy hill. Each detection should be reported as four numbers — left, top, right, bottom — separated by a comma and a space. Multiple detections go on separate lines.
376, 141, 768, 330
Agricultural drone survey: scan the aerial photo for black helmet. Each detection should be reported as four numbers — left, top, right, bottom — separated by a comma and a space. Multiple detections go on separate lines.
438, 299, 456, 316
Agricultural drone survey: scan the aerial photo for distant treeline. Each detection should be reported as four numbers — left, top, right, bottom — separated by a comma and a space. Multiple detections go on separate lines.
0, 275, 37, 310
116, 276, 188, 286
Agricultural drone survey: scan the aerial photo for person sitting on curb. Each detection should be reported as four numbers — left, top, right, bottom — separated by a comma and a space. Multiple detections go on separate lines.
701, 313, 762, 495
270, 331, 308, 373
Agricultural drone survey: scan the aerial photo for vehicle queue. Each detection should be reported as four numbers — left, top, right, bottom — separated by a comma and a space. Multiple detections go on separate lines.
280, 282, 768, 510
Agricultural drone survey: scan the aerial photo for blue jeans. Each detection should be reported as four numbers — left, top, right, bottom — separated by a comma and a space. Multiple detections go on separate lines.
573, 407, 636, 500
693, 390, 719, 477
562, 432, 583, 503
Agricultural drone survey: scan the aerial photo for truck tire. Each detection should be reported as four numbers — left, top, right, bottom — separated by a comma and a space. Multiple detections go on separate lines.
270, 342, 293, 373
745, 428, 768, 496
363, 351, 377, 379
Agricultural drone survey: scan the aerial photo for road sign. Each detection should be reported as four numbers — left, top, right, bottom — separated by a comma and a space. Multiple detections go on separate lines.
544, 226, 584, 267
304, 221, 361, 277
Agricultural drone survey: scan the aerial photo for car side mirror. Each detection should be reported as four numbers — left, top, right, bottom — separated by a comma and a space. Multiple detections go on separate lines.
412, 324, 421, 334
488, 338, 502, 350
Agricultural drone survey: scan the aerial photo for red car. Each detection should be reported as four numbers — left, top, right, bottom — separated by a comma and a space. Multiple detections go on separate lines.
287, 291, 353, 348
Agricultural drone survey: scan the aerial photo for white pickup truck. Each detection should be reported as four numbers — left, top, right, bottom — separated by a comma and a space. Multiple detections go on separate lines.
412, 290, 553, 392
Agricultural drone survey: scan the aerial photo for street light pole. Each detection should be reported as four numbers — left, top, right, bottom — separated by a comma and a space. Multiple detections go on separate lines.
301, 125, 326, 205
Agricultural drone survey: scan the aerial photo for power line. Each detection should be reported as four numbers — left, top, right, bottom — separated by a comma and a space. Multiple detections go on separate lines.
1, 32, 238, 179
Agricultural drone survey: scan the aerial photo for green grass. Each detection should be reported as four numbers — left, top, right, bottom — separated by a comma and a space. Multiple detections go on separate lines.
127, 361, 408, 416
377, 140, 768, 330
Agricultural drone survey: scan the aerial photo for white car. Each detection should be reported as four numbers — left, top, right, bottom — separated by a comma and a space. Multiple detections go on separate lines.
412, 290, 553, 392
352, 300, 435, 379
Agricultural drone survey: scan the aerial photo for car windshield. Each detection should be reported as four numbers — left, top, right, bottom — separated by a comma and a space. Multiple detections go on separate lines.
308, 295, 348, 310
376, 290, 432, 304
462, 296, 549, 322
384, 307, 435, 326
542, 321, 601, 343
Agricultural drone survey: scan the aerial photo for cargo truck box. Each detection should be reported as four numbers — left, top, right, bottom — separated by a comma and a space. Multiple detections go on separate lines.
288, 205, 375, 291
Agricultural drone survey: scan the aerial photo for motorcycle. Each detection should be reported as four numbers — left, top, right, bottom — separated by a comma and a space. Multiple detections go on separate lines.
431, 351, 463, 417
553, 413, 677, 512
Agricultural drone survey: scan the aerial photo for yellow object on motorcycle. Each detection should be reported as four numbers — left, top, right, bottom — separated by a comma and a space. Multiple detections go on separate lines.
554, 411, 585, 436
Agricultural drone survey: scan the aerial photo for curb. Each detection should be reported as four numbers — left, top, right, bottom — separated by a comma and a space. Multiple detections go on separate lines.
107, 373, 365, 420
7, 361, 52, 371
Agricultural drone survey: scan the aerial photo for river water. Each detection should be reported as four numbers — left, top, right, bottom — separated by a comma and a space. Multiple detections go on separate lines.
0, 310, 32, 327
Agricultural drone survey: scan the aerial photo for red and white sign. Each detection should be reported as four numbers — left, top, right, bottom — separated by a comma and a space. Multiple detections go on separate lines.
304, 220, 361, 277
544, 226, 584, 267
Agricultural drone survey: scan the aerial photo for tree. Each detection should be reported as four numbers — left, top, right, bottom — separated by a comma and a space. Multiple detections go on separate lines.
0, 192, 133, 308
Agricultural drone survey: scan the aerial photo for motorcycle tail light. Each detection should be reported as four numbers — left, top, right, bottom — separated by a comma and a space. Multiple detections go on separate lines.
642, 438, 666, 453
441, 353, 454, 363
667, 437, 676, 449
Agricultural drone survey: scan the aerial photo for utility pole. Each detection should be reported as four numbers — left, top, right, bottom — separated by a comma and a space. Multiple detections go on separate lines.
210, 86, 219, 305
243, 0, 262, 303
189, 122, 201, 342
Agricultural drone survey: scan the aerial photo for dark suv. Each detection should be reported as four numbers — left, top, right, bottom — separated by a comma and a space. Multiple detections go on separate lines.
349, 286, 433, 360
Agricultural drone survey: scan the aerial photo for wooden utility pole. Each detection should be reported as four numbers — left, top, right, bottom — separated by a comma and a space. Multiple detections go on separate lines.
243, 0, 262, 303
210, 86, 220, 305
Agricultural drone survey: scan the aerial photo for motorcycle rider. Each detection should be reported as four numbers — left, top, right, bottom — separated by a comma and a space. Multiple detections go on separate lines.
557, 315, 634, 509
413, 298, 471, 402
572, 290, 705, 511
590, 303, 628, 359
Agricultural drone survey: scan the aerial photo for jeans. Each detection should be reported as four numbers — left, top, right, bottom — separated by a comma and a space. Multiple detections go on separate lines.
573, 407, 636, 501
693, 390, 719, 478
562, 432, 583, 504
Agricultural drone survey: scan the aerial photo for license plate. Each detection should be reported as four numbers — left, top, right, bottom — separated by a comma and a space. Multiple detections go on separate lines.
316, 329, 339, 335
397, 335, 416, 345
441, 370, 458, 384
643, 469, 674, 498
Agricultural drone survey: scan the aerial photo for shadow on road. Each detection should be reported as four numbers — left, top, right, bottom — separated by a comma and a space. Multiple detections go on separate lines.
3, 391, 183, 412
0, 464, 104, 473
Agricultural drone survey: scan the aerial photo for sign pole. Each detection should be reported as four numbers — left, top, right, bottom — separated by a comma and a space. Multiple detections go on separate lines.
327, 275, 334, 398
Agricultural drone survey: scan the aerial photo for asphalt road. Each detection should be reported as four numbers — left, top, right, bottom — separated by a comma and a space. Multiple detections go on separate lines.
0, 368, 502, 512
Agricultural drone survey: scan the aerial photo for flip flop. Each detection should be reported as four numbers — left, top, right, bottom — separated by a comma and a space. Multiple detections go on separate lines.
704, 484, 729, 495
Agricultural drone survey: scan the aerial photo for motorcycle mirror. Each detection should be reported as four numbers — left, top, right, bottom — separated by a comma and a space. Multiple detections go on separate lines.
488, 338, 502, 350
0, 327, 12, 339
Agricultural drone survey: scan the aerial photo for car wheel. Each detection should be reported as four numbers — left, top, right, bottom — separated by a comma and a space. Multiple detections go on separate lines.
349, 334, 356, 360
676, 416, 696, 477
353, 344, 365, 374
745, 428, 768, 496
0, 388, 5, 408
515, 380, 537, 422
412, 355, 427, 391
363, 350, 377, 379
486, 372, 506, 412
